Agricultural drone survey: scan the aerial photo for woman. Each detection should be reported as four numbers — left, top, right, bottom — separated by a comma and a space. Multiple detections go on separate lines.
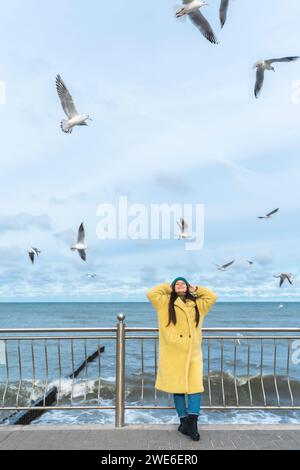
147, 277, 217, 441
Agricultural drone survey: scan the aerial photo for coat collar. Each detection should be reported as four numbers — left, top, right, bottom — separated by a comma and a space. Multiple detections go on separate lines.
174, 297, 196, 333
174, 296, 195, 312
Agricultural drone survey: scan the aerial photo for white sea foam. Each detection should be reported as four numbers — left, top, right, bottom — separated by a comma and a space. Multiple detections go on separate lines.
50, 378, 98, 399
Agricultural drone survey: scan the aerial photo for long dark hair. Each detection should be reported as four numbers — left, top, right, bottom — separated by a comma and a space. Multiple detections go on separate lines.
167, 284, 200, 328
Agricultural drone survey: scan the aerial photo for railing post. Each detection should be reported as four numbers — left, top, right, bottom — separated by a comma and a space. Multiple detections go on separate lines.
115, 313, 126, 428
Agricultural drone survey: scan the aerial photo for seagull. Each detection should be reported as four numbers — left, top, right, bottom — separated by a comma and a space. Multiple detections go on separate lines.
177, 218, 192, 239
258, 208, 279, 219
220, 0, 230, 28
278, 304, 284, 309
176, 1, 219, 44
246, 260, 254, 267
71, 223, 87, 262
214, 260, 235, 271
253, 57, 300, 98
56, 74, 92, 134
274, 273, 294, 288
86, 273, 97, 279
28, 248, 41, 265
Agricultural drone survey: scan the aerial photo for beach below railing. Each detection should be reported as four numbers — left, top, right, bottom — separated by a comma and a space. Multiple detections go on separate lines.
0, 424, 300, 450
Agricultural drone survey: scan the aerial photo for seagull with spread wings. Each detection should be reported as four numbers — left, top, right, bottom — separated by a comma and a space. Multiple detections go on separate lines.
214, 260, 235, 271
71, 223, 87, 262
253, 57, 299, 98
176, 1, 219, 44
56, 74, 92, 134
274, 273, 294, 288
258, 208, 279, 219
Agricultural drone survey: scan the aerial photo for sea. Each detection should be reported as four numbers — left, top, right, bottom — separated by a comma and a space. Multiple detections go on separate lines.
0, 302, 299, 426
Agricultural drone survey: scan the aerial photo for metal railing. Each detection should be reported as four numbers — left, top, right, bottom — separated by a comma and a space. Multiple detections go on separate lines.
0, 314, 300, 427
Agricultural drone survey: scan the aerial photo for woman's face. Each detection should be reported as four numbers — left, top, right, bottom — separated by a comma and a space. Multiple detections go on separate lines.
174, 280, 188, 294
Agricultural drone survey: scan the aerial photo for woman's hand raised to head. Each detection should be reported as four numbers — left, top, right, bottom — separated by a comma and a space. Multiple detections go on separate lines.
188, 284, 197, 293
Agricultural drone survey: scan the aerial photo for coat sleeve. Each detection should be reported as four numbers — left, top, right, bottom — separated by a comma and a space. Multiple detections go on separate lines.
193, 286, 218, 317
147, 283, 172, 311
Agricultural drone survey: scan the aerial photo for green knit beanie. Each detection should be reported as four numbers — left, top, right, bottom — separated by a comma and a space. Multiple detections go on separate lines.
171, 277, 189, 288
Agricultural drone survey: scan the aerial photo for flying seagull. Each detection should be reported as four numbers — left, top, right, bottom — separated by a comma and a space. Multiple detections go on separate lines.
86, 273, 97, 279
258, 208, 279, 219
56, 74, 92, 134
254, 57, 300, 98
176, 1, 219, 45
220, 0, 230, 28
274, 273, 294, 288
28, 247, 41, 265
177, 218, 192, 239
71, 223, 87, 262
214, 260, 235, 271
246, 260, 254, 267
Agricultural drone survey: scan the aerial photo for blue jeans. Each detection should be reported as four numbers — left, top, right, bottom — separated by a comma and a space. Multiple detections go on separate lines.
173, 393, 202, 418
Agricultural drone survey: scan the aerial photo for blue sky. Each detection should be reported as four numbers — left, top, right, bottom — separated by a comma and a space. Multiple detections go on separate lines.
1, 0, 300, 301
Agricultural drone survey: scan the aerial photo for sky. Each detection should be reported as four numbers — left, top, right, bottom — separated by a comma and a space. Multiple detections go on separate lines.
1, 0, 300, 301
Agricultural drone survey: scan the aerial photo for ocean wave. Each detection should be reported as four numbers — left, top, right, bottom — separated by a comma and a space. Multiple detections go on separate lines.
1, 371, 299, 410
1, 372, 300, 426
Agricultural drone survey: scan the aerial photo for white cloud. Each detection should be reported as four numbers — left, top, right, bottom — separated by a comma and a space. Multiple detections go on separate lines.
1, 0, 300, 300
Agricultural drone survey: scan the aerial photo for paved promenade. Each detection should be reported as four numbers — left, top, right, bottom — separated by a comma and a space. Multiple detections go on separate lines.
0, 424, 300, 450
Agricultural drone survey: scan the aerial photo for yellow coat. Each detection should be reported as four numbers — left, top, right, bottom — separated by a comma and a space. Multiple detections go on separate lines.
147, 283, 217, 394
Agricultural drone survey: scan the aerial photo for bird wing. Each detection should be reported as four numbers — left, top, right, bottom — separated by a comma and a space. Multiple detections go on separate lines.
220, 0, 229, 28
177, 220, 183, 231
255, 67, 265, 98
183, 0, 193, 3
223, 261, 234, 269
177, 218, 187, 232
28, 252, 35, 264
279, 277, 284, 287
32, 248, 40, 256
56, 74, 79, 119
78, 250, 86, 262
77, 223, 85, 243
266, 56, 300, 65
188, 11, 219, 44
182, 218, 189, 230
266, 208, 279, 217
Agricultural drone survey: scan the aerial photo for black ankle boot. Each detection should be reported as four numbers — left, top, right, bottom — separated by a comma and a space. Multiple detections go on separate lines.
187, 414, 200, 441
178, 415, 190, 436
